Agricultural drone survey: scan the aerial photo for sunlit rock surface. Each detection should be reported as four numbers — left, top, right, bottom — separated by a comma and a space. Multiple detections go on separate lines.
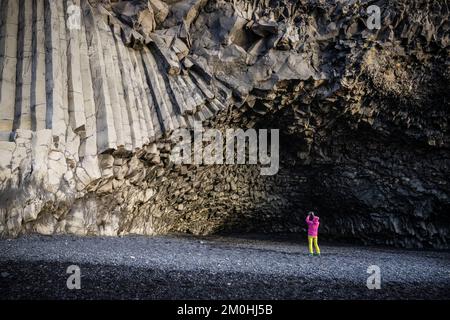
0, 0, 449, 248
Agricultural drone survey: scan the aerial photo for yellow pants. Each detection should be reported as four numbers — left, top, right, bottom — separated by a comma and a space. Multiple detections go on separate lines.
308, 236, 320, 254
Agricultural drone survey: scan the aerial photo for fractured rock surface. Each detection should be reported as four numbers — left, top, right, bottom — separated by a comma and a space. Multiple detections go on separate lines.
0, 0, 449, 248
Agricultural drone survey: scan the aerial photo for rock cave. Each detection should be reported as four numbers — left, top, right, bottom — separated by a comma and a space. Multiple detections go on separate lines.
0, 0, 449, 251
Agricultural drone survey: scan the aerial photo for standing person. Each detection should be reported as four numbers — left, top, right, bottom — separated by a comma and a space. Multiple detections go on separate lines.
306, 211, 321, 256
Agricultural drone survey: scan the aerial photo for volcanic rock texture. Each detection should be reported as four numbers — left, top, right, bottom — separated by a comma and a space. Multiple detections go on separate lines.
0, 0, 449, 248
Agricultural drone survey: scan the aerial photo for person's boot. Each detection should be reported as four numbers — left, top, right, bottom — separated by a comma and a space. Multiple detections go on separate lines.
308, 253, 314, 257
314, 253, 321, 257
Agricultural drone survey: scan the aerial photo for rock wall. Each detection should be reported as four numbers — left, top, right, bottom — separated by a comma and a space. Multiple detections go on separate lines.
0, 0, 449, 248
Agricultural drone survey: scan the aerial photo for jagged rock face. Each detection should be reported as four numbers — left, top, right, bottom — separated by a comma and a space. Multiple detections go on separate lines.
0, 0, 449, 248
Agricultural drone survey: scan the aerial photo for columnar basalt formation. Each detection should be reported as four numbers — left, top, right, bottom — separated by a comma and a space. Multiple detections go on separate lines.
0, 0, 449, 248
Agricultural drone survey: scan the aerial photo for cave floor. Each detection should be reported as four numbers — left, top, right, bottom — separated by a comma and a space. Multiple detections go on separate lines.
0, 234, 449, 300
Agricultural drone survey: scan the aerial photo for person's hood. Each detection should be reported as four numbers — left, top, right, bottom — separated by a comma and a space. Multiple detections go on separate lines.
313, 216, 320, 222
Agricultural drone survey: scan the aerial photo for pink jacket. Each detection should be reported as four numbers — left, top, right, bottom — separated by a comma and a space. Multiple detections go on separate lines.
306, 216, 320, 237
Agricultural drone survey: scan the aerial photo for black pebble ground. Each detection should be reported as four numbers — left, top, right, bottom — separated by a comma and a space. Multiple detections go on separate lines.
1, 234, 449, 299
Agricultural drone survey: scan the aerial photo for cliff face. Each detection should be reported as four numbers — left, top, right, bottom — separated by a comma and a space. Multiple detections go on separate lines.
0, 0, 449, 248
